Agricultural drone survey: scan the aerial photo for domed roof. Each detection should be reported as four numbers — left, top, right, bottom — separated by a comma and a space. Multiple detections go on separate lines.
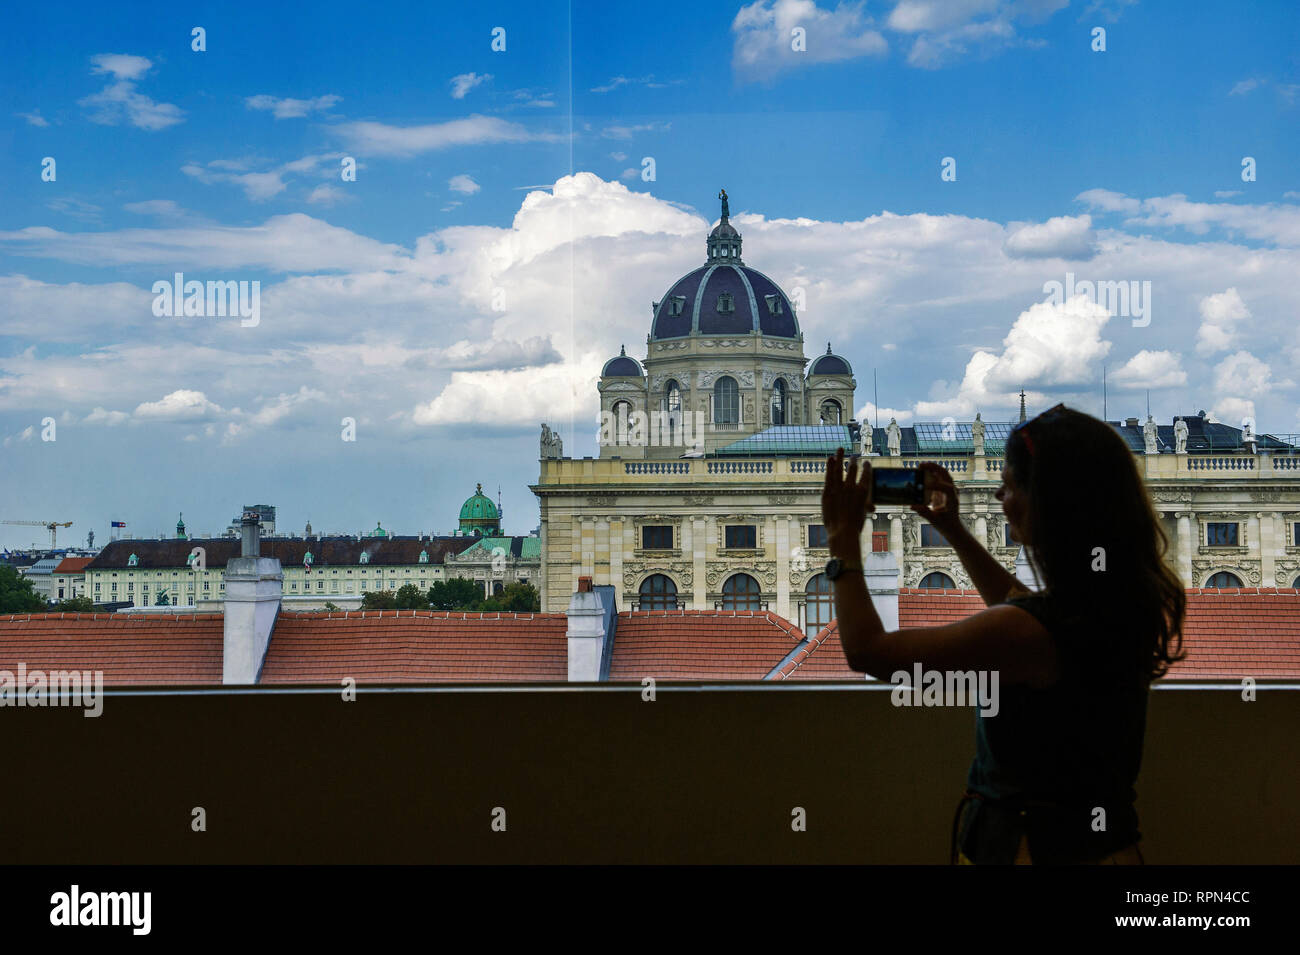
459, 482, 499, 521
649, 189, 800, 341
810, 343, 852, 376
602, 344, 643, 377
651, 264, 800, 340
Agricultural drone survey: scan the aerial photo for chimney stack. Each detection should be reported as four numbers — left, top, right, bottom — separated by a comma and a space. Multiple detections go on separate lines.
864, 551, 900, 631
567, 577, 614, 680
223, 509, 282, 684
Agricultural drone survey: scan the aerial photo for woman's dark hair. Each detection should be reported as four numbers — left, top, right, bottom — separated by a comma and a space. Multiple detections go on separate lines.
1005, 405, 1186, 681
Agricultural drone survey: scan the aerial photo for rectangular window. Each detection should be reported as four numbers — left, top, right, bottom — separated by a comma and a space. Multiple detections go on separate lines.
920, 525, 950, 548
642, 525, 673, 549
1004, 523, 1016, 547
1294, 522, 1300, 546
808, 524, 829, 548
317, 580, 324, 590
1207, 522, 1239, 546
725, 525, 757, 549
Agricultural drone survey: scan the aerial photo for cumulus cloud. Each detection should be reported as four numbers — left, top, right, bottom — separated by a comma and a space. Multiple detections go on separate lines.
1003, 214, 1095, 260
78, 53, 183, 130
84, 407, 129, 425
913, 295, 1112, 417
133, 390, 224, 421
244, 94, 340, 118
1195, 288, 1250, 355
732, 0, 888, 82
333, 115, 558, 157
448, 174, 480, 195
449, 72, 492, 99
1110, 350, 1187, 389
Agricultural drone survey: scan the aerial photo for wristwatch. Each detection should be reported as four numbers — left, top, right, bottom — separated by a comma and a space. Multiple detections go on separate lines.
824, 556, 863, 581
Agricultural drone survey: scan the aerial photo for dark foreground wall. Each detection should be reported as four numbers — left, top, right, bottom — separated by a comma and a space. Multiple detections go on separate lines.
2, 683, 1297, 863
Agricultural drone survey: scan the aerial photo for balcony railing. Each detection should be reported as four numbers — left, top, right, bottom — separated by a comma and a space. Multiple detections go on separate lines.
8, 682, 1298, 863
550, 449, 1299, 485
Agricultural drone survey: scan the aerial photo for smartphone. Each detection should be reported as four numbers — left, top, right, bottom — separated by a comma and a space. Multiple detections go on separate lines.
871, 467, 924, 507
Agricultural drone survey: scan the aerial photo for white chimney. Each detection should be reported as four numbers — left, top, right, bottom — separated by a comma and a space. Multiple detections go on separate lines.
567, 576, 608, 682
864, 551, 899, 631
223, 509, 282, 684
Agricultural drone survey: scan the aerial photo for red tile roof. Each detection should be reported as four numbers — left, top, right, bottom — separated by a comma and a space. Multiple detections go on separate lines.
53, 557, 93, 574
0, 612, 222, 684
260, 610, 569, 683
608, 609, 804, 681
773, 588, 1300, 680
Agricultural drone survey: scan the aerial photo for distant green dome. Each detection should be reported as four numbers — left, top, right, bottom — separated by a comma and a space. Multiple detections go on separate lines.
458, 482, 501, 536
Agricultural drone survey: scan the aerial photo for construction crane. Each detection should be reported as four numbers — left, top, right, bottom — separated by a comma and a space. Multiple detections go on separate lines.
1, 520, 73, 549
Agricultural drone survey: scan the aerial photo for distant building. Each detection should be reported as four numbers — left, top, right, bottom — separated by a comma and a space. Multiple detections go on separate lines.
531, 191, 1300, 627
225, 504, 276, 537
52, 556, 93, 601
84, 484, 541, 607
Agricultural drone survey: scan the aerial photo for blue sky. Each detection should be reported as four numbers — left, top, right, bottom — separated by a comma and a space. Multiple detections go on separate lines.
2, 0, 1298, 548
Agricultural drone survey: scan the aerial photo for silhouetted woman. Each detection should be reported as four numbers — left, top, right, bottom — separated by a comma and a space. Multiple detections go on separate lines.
820, 404, 1186, 864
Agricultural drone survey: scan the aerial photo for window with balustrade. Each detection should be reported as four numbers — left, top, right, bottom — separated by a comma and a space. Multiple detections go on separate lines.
725, 525, 757, 549
1206, 522, 1239, 546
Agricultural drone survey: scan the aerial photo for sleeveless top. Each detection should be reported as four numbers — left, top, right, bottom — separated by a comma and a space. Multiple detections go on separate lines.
957, 590, 1150, 864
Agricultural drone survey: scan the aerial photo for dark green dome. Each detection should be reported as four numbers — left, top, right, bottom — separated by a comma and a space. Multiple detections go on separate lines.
459, 483, 499, 521
458, 482, 502, 536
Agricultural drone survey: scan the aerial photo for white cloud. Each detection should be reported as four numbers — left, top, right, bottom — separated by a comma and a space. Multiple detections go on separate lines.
886, 0, 1067, 69
1110, 350, 1187, 389
78, 53, 183, 130
1079, 189, 1300, 245
732, 0, 888, 81
1212, 350, 1291, 396
1214, 190, 1242, 199
1003, 214, 1095, 259
855, 402, 913, 426
1195, 288, 1250, 355
448, 174, 480, 195
133, 390, 224, 421
449, 72, 492, 99
411, 357, 603, 429
123, 199, 187, 217
244, 94, 341, 119
1074, 188, 1141, 215
334, 115, 557, 157
17, 110, 49, 127
1230, 78, 1261, 96
913, 295, 1112, 417
0, 212, 408, 272
84, 407, 129, 425
246, 387, 327, 427
305, 184, 348, 205
600, 121, 671, 140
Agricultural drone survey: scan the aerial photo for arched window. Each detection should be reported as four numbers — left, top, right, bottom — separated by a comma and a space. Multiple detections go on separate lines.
1293, 575, 1300, 589
665, 379, 681, 413
714, 376, 739, 425
492, 580, 504, 595
611, 399, 633, 445
771, 378, 787, 425
820, 399, 841, 425
722, 573, 761, 610
1205, 571, 1242, 588
639, 573, 678, 610
918, 572, 956, 590
805, 573, 833, 632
